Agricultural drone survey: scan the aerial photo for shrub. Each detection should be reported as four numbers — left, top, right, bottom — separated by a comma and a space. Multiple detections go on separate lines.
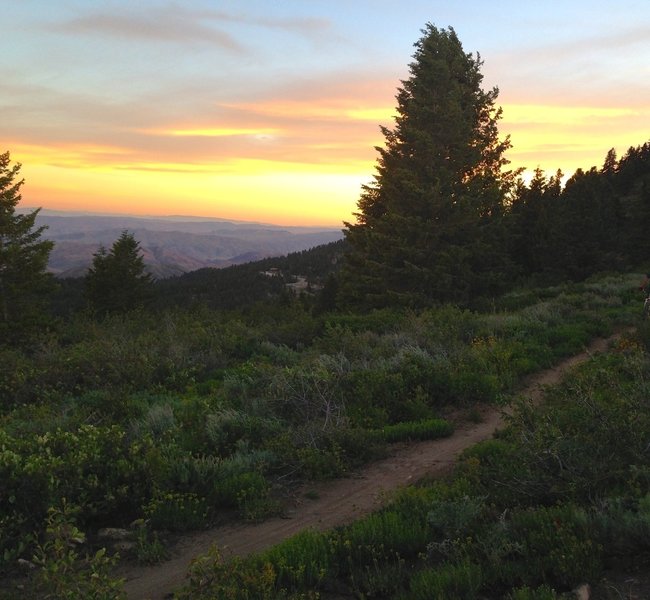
259, 529, 330, 589
144, 491, 209, 531
461, 438, 513, 465
205, 409, 282, 455
30, 503, 125, 600
404, 561, 482, 600
233, 471, 280, 522
131, 402, 176, 439
336, 509, 430, 567
427, 495, 487, 539
591, 494, 650, 556
497, 504, 601, 589
371, 418, 453, 443
175, 546, 277, 600
507, 585, 560, 600
132, 520, 169, 565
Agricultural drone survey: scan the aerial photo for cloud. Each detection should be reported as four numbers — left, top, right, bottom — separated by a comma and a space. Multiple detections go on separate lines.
199, 9, 332, 37
1, 66, 395, 173
53, 5, 335, 51
486, 23, 650, 106
55, 7, 245, 51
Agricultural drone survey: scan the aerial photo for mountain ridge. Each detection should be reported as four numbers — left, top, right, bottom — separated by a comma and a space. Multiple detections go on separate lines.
25, 209, 344, 278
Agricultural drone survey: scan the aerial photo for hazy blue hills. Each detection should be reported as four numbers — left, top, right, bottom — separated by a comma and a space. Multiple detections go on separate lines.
26, 209, 344, 278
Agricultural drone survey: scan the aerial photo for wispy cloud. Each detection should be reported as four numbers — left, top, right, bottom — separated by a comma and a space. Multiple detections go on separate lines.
199, 9, 332, 36
55, 7, 245, 51
53, 5, 335, 51
488, 23, 650, 106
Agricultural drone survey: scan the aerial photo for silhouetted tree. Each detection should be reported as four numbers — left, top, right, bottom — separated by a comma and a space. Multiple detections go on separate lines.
85, 231, 153, 314
556, 167, 622, 277
615, 143, 650, 264
339, 24, 517, 308
509, 168, 563, 277
0, 151, 54, 344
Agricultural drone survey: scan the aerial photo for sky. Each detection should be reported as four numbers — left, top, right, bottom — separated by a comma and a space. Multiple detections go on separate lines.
2, 1, 649, 226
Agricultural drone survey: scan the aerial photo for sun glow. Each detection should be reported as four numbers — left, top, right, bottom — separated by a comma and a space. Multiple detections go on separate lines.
500, 103, 649, 178
14, 141, 367, 226
150, 127, 282, 137
11, 95, 649, 226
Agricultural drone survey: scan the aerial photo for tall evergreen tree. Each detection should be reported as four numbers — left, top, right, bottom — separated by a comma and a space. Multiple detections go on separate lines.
339, 24, 516, 308
0, 151, 54, 344
556, 167, 622, 277
509, 168, 563, 278
615, 143, 650, 265
84, 231, 153, 315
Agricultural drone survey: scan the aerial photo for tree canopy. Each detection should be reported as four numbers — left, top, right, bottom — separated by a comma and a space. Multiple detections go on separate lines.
84, 231, 153, 315
339, 24, 516, 309
0, 151, 54, 344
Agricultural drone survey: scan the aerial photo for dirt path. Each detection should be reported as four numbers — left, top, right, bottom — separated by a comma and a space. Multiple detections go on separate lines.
122, 335, 618, 600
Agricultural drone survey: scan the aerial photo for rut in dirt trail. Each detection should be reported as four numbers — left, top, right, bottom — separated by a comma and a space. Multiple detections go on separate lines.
122, 334, 618, 600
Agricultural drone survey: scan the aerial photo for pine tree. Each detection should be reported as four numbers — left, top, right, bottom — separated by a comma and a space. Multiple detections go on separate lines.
0, 151, 54, 344
339, 24, 516, 308
564, 167, 622, 276
509, 168, 563, 277
616, 143, 650, 265
84, 231, 153, 315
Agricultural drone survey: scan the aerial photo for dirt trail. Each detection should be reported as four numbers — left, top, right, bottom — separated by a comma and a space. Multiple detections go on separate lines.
122, 335, 617, 600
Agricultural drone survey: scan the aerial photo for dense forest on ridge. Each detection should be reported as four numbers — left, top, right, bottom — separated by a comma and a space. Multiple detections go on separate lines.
1, 23, 650, 600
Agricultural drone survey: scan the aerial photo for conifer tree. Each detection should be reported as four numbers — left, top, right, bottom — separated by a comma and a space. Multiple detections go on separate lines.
339, 24, 516, 308
84, 231, 153, 315
0, 151, 54, 343
616, 143, 650, 265
509, 168, 563, 277
556, 167, 622, 277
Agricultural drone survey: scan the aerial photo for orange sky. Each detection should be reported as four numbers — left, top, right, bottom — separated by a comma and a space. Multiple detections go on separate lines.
4, 2, 649, 226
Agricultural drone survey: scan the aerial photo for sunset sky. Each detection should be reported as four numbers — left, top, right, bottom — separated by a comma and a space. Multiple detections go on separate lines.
3, 1, 649, 226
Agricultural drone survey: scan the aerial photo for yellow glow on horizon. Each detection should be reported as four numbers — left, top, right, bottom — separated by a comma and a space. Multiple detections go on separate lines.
500, 102, 649, 178
16, 150, 366, 226
346, 107, 394, 121
150, 127, 282, 137
9, 98, 649, 226
222, 100, 393, 122
502, 104, 640, 124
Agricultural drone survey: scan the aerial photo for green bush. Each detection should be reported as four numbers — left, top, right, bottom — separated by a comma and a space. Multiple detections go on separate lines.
336, 509, 430, 567
259, 529, 330, 589
234, 472, 280, 522
0, 423, 156, 570
497, 504, 601, 589
404, 561, 482, 600
591, 494, 650, 555
174, 546, 278, 600
507, 585, 560, 600
371, 418, 453, 443
427, 495, 487, 539
144, 491, 209, 531
205, 409, 282, 455
30, 503, 125, 600
461, 438, 514, 464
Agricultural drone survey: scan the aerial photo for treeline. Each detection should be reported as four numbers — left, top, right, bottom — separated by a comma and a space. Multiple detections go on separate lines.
338, 25, 650, 310
49, 140, 650, 319
149, 143, 650, 314
508, 143, 650, 283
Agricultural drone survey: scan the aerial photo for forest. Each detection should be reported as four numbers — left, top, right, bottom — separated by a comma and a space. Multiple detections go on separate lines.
1, 23, 650, 600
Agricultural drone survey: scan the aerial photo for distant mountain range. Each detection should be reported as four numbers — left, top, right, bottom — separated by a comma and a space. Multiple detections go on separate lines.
24, 209, 344, 278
